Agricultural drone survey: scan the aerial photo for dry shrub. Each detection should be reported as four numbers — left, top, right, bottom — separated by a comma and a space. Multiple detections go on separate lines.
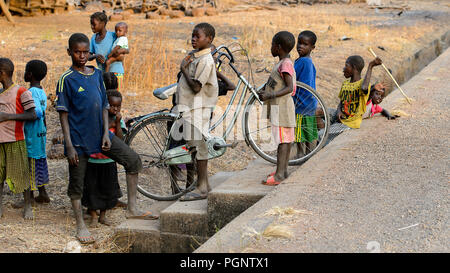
123, 25, 178, 95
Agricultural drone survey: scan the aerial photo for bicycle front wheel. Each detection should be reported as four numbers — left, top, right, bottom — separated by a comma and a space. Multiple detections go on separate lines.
125, 111, 196, 201
243, 82, 330, 166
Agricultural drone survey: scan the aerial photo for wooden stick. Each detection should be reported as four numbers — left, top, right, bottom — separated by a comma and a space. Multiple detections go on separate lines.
368, 47, 412, 104
0, 0, 14, 23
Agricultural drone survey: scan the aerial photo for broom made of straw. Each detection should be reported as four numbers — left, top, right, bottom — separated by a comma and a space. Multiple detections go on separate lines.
368, 47, 412, 104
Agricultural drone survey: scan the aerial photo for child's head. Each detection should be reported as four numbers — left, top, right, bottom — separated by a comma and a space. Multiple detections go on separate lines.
68, 33, 90, 67
106, 90, 122, 116
0, 58, 14, 83
90, 11, 108, 34
192, 23, 215, 50
103, 72, 119, 90
271, 31, 295, 58
24, 60, 47, 83
371, 82, 386, 105
343, 55, 364, 78
115, 22, 128, 38
297, 30, 316, 58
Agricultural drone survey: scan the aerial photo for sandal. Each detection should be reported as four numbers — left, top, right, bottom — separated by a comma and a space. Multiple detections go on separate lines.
262, 175, 281, 186
179, 192, 207, 202
126, 211, 159, 220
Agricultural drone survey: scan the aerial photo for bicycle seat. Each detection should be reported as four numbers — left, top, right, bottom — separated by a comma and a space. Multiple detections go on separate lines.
153, 83, 177, 100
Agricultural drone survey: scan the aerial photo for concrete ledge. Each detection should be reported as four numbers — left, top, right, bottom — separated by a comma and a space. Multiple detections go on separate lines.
160, 199, 209, 236
207, 158, 282, 235
161, 232, 209, 253
114, 219, 161, 253
208, 190, 266, 236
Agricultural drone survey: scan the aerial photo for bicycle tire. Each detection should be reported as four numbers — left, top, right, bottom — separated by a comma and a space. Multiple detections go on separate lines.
125, 111, 197, 201
243, 82, 330, 166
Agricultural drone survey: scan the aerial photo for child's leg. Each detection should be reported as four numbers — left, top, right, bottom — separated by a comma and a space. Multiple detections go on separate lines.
274, 143, 290, 181
102, 135, 158, 219
98, 210, 112, 226
23, 189, 33, 220
68, 155, 95, 243
35, 185, 50, 203
89, 208, 98, 228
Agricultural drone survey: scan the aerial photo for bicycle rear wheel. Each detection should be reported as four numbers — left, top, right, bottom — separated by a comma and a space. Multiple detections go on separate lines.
125, 111, 196, 201
243, 82, 330, 166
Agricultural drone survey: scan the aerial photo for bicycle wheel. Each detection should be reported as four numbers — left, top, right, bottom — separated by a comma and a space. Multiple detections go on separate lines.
243, 82, 329, 166
125, 111, 197, 201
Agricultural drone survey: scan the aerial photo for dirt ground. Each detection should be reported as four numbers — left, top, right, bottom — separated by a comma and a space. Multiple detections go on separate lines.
0, 0, 449, 252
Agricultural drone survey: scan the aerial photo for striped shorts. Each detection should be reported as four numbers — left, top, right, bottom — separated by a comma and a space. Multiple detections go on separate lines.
29, 157, 49, 190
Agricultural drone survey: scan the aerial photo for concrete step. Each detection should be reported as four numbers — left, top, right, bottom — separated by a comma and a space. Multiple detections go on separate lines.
113, 171, 234, 253
159, 171, 234, 253
207, 158, 286, 235
113, 159, 296, 253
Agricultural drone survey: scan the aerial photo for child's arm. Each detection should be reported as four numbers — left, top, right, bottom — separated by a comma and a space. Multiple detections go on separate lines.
114, 112, 124, 140
101, 108, 111, 151
108, 46, 129, 59
381, 108, 399, 120
180, 54, 202, 94
260, 72, 294, 101
217, 71, 236, 91
59, 112, 78, 166
88, 53, 106, 64
0, 108, 37, 122
362, 57, 382, 93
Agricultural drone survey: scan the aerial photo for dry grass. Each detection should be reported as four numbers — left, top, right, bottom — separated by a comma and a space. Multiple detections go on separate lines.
262, 224, 293, 239
263, 206, 313, 218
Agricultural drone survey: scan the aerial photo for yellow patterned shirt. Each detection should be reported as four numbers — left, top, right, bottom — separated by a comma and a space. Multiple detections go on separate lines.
338, 79, 371, 129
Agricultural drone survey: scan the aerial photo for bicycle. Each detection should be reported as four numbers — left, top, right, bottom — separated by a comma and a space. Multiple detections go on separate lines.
125, 44, 330, 201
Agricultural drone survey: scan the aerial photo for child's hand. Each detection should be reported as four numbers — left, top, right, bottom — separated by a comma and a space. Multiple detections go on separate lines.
115, 112, 122, 122
370, 57, 382, 67
102, 134, 111, 151
96, 54, 106, 64
0, 112, 8, 122
67, 146, 79, 166
180, 54, 193, 71
386, 114, 400, 120
259, 91, 273, 101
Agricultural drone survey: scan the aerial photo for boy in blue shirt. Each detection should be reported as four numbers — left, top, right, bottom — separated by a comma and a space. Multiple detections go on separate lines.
56, 33, 154, 245
293, 30, 318, 157
24, 60, 50, 204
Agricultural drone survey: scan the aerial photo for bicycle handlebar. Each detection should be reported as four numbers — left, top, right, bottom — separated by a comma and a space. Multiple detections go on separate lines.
212, 45, 235, 63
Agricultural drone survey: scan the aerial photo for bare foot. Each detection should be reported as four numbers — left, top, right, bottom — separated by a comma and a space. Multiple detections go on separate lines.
99, 216, 112, 226
89, 216, 99, 228
23, 205, 34, 220
76, 227, 95, 245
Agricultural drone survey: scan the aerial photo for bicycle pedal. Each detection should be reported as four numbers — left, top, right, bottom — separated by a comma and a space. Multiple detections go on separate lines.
213, 141, 238, 150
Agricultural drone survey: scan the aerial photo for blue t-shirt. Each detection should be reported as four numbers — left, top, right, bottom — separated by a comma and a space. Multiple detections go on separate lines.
90, 31, 124, 74
293, 57, 317, 116
24, 87, 47, 159
55, 66, 110, 156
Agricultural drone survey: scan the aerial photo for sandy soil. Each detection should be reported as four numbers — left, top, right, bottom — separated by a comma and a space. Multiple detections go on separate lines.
0, 0, 449, 252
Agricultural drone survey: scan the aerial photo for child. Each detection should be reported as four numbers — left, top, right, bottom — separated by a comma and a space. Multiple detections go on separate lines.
56, 33, 156, 244
169, 43, 236, 192
334, 55, 382, 129
24, 60, 50, 204
174, 23, 218, 201
82, 75, 125, 227
89, 12, 129, 92
363, 82, 398, 120
258, 31, 297, 186
105, 22, 129, 79
0, 57, 37, 220
293, 30, 319, 157
88, 11, 115, 72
